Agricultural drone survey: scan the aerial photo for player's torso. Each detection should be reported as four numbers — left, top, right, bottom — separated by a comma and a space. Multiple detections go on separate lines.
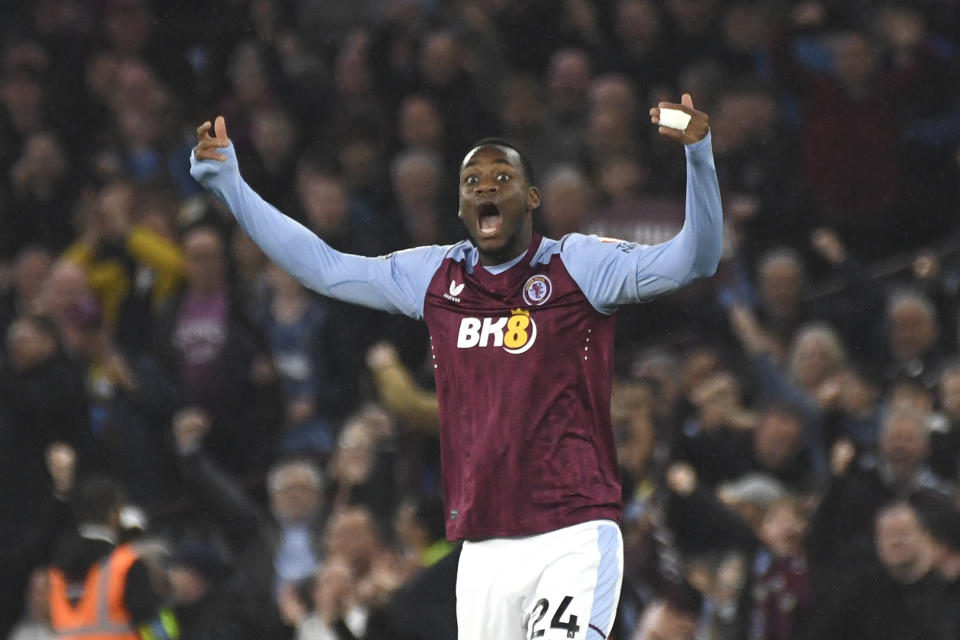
423, 239, 622, 540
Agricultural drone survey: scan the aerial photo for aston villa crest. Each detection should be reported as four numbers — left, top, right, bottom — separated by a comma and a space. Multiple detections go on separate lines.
522, 275, 552, 306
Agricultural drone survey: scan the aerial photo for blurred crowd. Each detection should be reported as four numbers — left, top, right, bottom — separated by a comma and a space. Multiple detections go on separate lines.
2, 0, 960, 639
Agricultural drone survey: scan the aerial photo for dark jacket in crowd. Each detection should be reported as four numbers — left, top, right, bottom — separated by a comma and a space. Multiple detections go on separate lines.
800, 561, 946, 640
151, 289, 282, 479
0, 351, 91, 539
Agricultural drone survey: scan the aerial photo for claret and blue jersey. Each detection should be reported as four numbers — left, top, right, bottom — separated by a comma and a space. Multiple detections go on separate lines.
189, 133, 723, 543
425, 234, 624, 541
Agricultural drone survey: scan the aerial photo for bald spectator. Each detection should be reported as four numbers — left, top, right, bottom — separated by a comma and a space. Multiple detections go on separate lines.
880, 288, 945, 390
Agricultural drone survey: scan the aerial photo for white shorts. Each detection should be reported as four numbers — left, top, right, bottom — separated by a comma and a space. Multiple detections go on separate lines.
456, 520, 623, 640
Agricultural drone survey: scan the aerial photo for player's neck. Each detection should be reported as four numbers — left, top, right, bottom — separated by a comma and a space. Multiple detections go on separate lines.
476, 231, 534, 267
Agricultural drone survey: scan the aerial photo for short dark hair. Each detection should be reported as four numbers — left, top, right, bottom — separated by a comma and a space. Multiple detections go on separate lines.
73, 477, 126, 525
464, 137, 536, 186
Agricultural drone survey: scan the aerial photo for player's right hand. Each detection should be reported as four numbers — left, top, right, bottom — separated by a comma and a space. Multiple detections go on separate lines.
195, 115, 230, 162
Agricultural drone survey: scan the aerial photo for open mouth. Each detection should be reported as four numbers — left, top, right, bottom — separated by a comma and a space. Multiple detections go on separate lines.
477, 202, 502, 237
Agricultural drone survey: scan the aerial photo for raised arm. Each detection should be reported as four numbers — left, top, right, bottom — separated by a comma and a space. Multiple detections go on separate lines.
563, 94, 723, 313
190, 117, 444, 319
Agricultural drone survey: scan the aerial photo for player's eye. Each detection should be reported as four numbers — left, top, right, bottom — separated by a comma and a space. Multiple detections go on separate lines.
496, 173, 511, 183
464, 175, 479, 185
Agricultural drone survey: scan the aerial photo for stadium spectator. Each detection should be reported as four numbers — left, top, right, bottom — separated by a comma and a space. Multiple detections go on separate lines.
47, 476, 173, 640
166, 541, 252, 640
389, 149, 461, 247
171, 407, 326, 640
326, 409, 398, 536
3, 3, 960, 638
393, 494, 454, 574
0, 442, 76, 638
0, 245, 52, 354
930, 362, 960, 482
537, 164, 594, 237
632, 580, 704, 640
151, 224, 281, 477
59, 294, 178, 508
879, 288, 946, 390
543, 47, 594, 159
6, 569, 55, 640
664, 462, 813, 640
63, 179, 186, 351
0, 313, 91, 528
255, 263, 353, 456
807, 406, 954, 596
6, 131, 76, 254
238, 106, 301, 216
802, 501, 948, 640
771, 5, 946, 258
916, 495, 960, 639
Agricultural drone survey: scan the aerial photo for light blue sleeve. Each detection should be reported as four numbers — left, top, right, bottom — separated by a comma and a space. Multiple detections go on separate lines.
561, 133, 723, 314
189, 143, 445, 319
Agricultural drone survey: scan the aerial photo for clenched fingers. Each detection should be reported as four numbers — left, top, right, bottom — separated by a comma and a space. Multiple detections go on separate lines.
194, 119, 228, 162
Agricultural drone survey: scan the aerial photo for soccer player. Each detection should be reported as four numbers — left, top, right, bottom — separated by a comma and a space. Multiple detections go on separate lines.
190, 93, 722, 640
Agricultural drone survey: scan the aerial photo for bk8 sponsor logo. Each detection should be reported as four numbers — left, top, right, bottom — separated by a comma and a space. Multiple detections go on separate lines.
456, 309, 536, 354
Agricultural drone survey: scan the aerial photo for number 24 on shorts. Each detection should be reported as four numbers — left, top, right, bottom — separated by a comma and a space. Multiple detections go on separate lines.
528, 595, 580, 639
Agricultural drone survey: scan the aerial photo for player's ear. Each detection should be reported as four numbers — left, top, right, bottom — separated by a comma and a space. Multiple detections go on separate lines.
526, 186, 541, 211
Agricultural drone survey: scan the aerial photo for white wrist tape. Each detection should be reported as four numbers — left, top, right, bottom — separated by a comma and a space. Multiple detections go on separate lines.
658, 108, 691, 131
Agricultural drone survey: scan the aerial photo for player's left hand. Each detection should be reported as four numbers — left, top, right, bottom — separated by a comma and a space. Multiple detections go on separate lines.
650, 93, 710, 145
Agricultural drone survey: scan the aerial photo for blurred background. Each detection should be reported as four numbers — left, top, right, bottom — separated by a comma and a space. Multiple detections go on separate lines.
2, 1, 960, 639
